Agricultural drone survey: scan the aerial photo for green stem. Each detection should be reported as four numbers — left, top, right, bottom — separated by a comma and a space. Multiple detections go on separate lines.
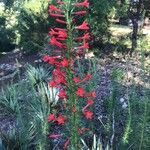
64, 1, 79, 148
139, 100, 147, 150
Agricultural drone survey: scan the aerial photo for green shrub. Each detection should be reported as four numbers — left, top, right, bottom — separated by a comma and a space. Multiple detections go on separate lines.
0, 9, 17, 52
89, 0, 117, 43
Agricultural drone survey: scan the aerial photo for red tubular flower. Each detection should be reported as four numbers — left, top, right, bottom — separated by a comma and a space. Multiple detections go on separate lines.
78, 127, 90, 134
55, 18, 66, 24
43, 55, 50, 62
49, 29, 67, 39
73, 10, 87, 15
58, 90, 67, 98
82, 99, 94, 110
75, 49, 84, 56
61, 58, 69, 67
76, 42, 89, 49
47, 56, 59, 65
52, 68, 66, 77
53, 50, 61, 53
49, 13, 64, 17
48, 4, 64, 13
73, 76, 80, 83
50, 37, 64, 48
78, 128, 83, 134
48, 80, 57, 87
72, 106, 77, 113
76, 21, 89, 30
87, 91, 96, 98
76, 87, 85, 97
58, 30, 68, 38
56, 76, 67, 84
87, 99, 94, 105
74, 0, 89, 8
48, 29, 58, 36
54, 27, 67, 31
64, 139, 70, 149
56, 114, 66, 125
83, 73, 92, 81
52, 69, 67, 84
56, 37, 66, 41
48, 113, 56, 122
48, 134, 61, 138
76, 33, 90, 40
83, 110, 93, 119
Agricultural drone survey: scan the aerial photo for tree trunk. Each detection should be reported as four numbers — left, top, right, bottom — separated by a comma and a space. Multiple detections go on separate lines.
128, 0, 144, 55
131, 18, 138, 53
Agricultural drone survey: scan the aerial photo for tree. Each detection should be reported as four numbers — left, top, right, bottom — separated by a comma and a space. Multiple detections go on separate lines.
128, 0, 144, 54
89, 0, 117, 44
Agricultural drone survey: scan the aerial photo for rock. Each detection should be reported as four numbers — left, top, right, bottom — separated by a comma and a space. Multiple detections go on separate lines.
120, 98, 125, 103
122, 102, 128, 109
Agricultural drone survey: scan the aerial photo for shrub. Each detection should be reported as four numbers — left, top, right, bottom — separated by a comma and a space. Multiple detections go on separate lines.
0, 8, 16, 52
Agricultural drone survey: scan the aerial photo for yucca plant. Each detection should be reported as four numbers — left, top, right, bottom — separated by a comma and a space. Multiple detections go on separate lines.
0, 118, 36, 150
26, 65, 50, 87
0, 64, 59, 149
37, 82, 59, 106
0, 85, 21, 115
81, 135, 111, 150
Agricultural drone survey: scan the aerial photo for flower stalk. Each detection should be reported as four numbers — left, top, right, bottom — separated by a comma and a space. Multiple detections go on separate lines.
44, 0, 95, 149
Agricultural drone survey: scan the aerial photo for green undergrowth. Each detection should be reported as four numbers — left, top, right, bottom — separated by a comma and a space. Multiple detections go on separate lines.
0, 56, 150, 149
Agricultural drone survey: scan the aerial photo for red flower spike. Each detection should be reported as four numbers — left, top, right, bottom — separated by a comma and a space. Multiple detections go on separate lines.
76, 21, 89, 30
64, 139, 70, 149
83, 110, 93, 119
56, 114, 66, 125
73, 10, 87, 15
48, 4, 64, 13
73, 76, 80, 83
76, 87, 85, 97
49, 13, 64, 17
48, 134, 61, 138
48, 113, 56, 122
74, 0, 89, 8
58, 90, 67, 98
87, 99, 94, 105
55, 18, 66, 24
61, 58, 69, 67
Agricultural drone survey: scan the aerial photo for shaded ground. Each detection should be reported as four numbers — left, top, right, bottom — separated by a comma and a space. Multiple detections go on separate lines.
0, 49, 41, 88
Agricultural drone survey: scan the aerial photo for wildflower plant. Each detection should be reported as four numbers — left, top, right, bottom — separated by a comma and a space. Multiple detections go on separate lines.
43, 0, 96, 149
